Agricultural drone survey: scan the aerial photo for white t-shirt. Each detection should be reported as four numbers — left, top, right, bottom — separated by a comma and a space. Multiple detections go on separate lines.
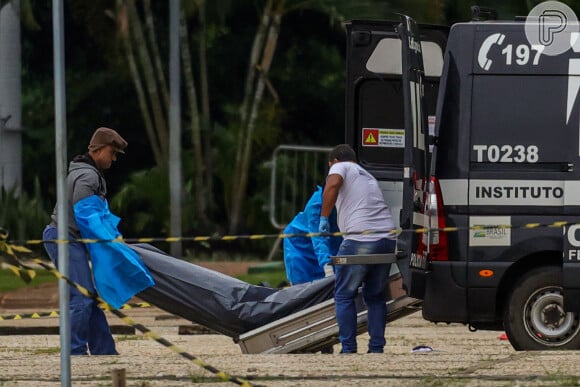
328, 161, 395, 241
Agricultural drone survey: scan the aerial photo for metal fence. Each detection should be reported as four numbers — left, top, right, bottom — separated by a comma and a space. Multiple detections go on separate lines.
268, 145, 332, 230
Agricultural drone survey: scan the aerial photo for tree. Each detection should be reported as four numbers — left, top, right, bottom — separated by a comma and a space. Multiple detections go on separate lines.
22, 0, 477, 243
107, 0, 220, 229
227, 0, 396, 233
228, 0, 278, 234
180, 1, 210, 227
110, 0, 169, 167
64, 0, 399, 237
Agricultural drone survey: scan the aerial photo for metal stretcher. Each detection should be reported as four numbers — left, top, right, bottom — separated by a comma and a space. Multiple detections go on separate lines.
237, 271, 421, 354
238, 253, 421, 354
133, 244, 421, 354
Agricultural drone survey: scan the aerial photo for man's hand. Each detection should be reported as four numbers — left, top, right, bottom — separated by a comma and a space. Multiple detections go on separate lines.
318, 216, 330, 234
323, 263, 334, 277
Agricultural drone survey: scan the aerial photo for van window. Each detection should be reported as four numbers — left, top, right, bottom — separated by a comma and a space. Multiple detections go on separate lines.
470, 75, 569, 165
422, 42, 444, 77
366, 38, 444, 77
366, 38, 402, 74
358, 37, 443, 169
357, 79, 405, 167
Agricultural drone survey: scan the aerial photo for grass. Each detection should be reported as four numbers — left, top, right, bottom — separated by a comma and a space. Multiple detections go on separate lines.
0, 264, 289, 295
237, 269, 289, 288
32, 347, 60, 355
0, 268, 57, 293
116, 335, 147, 342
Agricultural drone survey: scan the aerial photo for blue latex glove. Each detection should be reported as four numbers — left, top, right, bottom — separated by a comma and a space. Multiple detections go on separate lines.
319, 216, 330, 234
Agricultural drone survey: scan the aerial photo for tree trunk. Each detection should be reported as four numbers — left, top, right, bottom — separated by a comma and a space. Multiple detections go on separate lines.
127, 0, 169, 165
116, 0, 162, 166
229, 1, 283, 233
143, 0, 169, 108
197, 0, 214, 213
180, 10, 209, 226
239, 0, 272, 127
231, 0, 272, 202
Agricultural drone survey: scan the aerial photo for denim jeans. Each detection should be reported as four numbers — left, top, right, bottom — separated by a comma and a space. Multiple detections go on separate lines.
43, 226, 117, 355
334, 238, 395, 353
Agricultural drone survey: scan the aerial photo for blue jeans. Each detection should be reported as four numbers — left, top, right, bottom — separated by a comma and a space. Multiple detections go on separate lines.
334, 238, 395, 353
43, 226, 117, 355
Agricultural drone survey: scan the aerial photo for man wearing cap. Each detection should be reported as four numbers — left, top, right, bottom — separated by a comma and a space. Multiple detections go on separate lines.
42, 127, 128, 355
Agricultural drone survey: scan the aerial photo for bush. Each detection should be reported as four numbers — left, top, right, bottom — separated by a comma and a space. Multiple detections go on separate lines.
0, 178, 49, 243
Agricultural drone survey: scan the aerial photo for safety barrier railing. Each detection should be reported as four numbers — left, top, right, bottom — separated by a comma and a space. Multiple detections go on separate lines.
267, 145, 332, 230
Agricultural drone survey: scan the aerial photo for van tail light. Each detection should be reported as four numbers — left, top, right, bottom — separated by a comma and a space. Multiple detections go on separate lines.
418, 176, 448, 262
412, 171, 422, 190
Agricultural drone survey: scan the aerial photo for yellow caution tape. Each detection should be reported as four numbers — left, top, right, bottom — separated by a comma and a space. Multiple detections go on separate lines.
4, 220, 575, 247
0, 228, 36, 283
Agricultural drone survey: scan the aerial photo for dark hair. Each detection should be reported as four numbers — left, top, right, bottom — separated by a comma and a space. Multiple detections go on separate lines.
328, 144, 357, 162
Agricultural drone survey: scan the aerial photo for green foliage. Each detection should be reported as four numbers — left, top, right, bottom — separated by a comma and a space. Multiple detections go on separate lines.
272, 11, 345, 146
209, 122, 237, 207
111, 167, 172, 238
0, 178, 49, 242
0, 0, 39, 30
230, 268, 289, 288
20, 0, 40, 30
21, 0, 557, 249
211, 119, 277, 225
291, 0, 392, 24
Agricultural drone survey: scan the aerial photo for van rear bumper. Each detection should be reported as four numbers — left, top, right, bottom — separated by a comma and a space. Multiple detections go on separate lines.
411, 262, 468, 323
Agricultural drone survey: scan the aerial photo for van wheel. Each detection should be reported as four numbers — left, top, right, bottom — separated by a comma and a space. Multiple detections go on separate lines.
503, 267, 580, 350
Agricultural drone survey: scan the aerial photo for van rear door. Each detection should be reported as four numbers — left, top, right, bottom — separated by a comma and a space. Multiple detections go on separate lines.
345, 17, 446, 291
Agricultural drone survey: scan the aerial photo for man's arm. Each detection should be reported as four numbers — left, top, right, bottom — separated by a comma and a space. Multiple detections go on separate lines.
321, 174, 342, 217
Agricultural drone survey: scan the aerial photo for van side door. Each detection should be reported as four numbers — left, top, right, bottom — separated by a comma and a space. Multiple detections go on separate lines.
398, 15, 431, 292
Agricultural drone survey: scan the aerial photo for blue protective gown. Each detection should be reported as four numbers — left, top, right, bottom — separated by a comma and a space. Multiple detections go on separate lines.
73, 195, 155, 309
283, 186, 341, 285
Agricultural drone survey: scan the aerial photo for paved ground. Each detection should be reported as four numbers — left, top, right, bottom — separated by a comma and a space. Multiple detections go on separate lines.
2, 264, 580, 386
3, 303, 580, 386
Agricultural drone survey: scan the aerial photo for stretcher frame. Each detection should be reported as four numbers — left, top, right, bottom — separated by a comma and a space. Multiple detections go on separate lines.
237, 270, 421, 354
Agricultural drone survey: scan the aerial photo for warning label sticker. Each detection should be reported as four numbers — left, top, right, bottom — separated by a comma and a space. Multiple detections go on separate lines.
362, 128, 405, 148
